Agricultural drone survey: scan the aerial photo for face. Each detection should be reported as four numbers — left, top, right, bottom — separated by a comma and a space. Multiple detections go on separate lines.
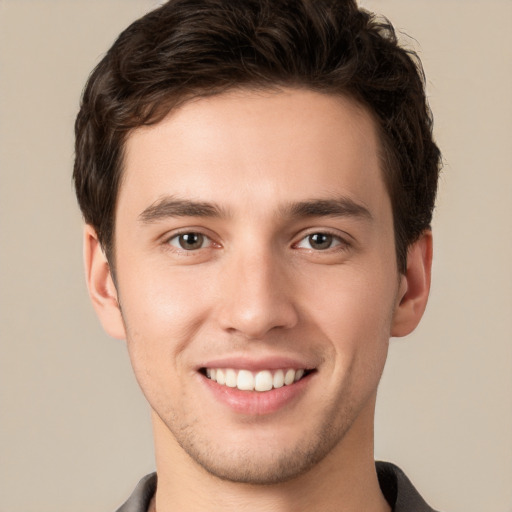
87, 88, 428, 484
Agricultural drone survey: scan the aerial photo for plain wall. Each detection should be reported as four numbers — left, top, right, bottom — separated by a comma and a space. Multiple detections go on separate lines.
1, 1, 511, 511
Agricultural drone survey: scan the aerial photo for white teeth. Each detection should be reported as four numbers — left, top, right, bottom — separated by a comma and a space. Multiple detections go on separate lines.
273, 369, 284, 389
216, 369, 226, 385
237, 370, 254, 391
225, 369, 237, 387
284, 369, 296, 386
254, 370, 273, 392
205, 367, 308, 391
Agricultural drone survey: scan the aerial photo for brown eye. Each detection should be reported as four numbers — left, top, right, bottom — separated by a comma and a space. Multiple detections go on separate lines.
296, 232, 343, 251
308, 233, 334, 250
169, 232, 207, 250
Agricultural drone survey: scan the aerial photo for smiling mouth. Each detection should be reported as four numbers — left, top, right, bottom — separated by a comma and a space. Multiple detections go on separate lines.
200, 367, 314, 392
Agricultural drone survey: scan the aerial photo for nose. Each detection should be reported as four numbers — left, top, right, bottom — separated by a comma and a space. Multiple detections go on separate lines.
216, 246, 299, 339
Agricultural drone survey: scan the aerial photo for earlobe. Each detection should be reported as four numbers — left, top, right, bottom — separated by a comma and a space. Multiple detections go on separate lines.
391, 231, 433, 337
83, 225, 126, 340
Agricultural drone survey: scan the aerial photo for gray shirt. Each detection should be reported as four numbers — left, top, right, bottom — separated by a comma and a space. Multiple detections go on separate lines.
116, 461, 440, 512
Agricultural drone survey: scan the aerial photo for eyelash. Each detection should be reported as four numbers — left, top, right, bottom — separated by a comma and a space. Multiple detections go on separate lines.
164, 229, 350, 254
293, 230, 350, 252
166, 231, 217, 251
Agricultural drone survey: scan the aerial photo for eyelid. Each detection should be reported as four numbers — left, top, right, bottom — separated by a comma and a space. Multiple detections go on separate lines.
293, 229, 352, 250
159, 226, 352, 253
295, 235, 341, 250
168, 233, 211, 250
163, 228, 221, 251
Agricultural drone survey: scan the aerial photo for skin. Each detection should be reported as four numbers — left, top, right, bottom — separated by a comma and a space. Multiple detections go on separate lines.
85, 88, 432, 512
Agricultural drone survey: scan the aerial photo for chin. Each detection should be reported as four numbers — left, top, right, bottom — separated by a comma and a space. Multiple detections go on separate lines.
169, 411, 356, 485
190, 443, 331, 485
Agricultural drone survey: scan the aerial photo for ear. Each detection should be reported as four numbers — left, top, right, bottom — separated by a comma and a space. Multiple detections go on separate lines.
83, 225, 126, 340
391, 230, 433, 337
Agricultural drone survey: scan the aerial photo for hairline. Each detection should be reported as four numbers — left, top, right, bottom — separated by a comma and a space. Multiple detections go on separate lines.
105, 85, 404, 276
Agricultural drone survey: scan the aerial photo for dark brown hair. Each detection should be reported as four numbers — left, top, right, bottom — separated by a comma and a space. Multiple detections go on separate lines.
73, 0, 441, 273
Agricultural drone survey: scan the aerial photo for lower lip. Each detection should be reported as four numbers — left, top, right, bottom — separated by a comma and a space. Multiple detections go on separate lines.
200, 372, 314, 415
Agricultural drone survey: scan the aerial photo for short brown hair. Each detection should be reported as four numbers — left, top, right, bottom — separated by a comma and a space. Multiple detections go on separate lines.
73, 0, 441, 273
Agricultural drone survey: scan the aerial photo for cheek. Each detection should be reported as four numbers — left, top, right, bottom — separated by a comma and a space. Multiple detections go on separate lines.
300, 263, 397, 360
117, 264, 214, 389
120, 260, 213, 333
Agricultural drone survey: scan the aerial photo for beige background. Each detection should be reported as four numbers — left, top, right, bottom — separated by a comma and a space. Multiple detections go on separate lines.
1, 1, 511, 511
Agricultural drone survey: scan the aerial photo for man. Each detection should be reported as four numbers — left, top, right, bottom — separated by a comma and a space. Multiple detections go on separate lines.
73, 0, 441, 510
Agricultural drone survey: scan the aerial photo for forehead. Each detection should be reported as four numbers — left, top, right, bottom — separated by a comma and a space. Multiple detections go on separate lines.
119, 88, 388, 218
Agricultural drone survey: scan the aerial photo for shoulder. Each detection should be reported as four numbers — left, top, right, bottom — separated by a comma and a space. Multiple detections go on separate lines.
376, 461, 442, 512
115, 465, 443, 512
115, 473, 157, 512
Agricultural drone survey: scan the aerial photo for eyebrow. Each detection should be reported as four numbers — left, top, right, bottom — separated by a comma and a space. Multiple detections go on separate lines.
282, 197, 373, 221
138, 195, 372, 224
138, 197, 226, 223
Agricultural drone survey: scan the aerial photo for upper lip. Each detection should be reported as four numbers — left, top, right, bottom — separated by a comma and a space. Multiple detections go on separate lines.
196, 355, 318, 372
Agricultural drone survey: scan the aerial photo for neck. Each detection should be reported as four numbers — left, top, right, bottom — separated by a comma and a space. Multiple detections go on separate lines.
150, 401, 391, 512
